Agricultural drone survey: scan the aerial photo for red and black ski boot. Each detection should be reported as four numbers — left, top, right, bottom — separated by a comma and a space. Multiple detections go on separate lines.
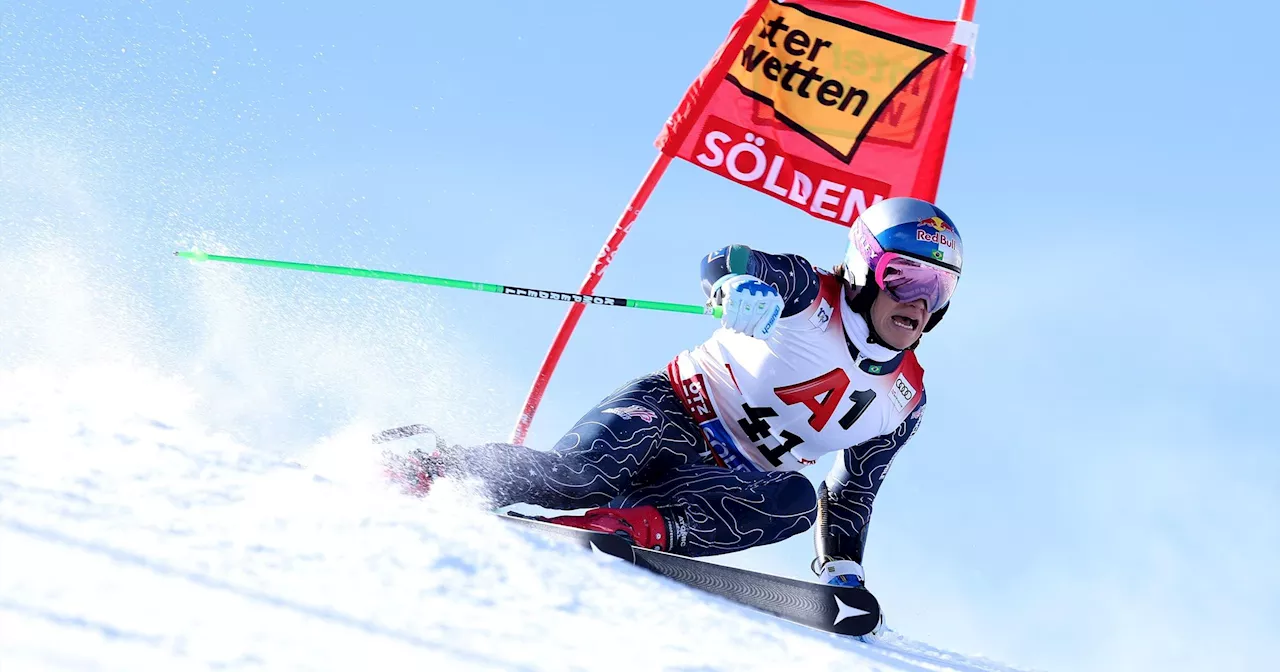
382, 449, 446, 497
376, 424, 453, 497
540, 506, 671, 551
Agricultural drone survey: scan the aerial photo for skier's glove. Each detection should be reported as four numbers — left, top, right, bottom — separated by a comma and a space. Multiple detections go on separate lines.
711, 274, 784, 340
816, 559, 866, 589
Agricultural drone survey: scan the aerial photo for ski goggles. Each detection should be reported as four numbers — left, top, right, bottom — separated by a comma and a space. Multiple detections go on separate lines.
872, 253, 959, 314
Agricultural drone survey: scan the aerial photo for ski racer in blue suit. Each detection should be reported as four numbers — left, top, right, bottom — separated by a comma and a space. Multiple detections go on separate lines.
388, 196, 964, 597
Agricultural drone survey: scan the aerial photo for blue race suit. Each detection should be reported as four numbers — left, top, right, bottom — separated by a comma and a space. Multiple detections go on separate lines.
445, 245, 926, 562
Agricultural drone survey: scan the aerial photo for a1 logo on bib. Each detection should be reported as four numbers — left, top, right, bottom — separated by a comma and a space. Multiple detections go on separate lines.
889, 373, 917, 411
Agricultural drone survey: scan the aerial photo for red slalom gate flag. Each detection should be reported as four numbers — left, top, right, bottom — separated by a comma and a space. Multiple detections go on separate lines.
657, 0, 976, 226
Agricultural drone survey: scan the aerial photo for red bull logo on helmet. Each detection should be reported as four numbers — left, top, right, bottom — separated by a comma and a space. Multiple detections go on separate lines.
916, 227, 957, 248
919, 216, 954, 233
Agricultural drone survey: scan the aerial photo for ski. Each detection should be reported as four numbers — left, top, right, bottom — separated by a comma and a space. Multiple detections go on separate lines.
501, 513, 882, 638
373, 423, 881, 637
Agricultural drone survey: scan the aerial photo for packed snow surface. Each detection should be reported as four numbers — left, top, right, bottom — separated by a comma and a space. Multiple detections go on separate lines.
0, 364, 1025, 671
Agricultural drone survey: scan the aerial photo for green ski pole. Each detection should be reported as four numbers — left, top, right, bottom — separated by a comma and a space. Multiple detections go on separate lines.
176, 250, 724, 319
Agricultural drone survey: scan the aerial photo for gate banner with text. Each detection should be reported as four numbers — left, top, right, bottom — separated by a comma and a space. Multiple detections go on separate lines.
657, 0, 973, 226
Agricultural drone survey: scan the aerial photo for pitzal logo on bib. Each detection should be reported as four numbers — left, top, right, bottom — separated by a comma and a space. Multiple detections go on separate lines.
726, 2, 944, 163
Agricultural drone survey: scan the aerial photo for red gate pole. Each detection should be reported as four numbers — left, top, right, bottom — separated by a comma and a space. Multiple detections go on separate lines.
510, 152, 674, 444
507, 0, 769, 444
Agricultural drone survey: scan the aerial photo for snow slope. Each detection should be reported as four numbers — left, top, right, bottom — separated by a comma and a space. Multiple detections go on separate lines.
0, 364, 1026, 672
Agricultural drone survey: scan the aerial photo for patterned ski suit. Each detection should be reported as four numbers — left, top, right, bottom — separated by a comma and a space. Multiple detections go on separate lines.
448, 246, 927, 566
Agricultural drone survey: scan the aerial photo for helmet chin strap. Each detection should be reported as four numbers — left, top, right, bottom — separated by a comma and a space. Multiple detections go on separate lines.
923, 303, 948, 333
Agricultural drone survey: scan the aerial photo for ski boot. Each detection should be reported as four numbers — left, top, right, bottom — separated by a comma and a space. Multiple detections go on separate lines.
538, 506, 671, 551
383, 449, 446, 496
375, 424, 451, 497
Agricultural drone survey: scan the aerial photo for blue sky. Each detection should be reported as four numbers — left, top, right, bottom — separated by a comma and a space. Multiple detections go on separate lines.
2, 1, 1278, 670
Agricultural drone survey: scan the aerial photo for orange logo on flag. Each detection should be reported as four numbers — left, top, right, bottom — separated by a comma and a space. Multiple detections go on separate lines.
726, 2, 943, 162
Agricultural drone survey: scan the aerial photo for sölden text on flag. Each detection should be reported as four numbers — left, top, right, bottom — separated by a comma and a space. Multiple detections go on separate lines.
657, 0, 973, 227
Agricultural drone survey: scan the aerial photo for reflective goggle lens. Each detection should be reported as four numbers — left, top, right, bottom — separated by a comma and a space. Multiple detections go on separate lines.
873, 253, 958, 313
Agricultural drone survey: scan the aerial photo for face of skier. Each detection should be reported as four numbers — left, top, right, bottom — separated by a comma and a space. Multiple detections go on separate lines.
870, 291, 928, 350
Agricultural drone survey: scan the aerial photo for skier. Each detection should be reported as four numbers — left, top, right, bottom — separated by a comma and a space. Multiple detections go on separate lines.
387, 196, 962, 596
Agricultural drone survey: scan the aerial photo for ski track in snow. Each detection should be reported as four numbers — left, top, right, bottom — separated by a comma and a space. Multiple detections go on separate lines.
0, 365, 1027, 672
